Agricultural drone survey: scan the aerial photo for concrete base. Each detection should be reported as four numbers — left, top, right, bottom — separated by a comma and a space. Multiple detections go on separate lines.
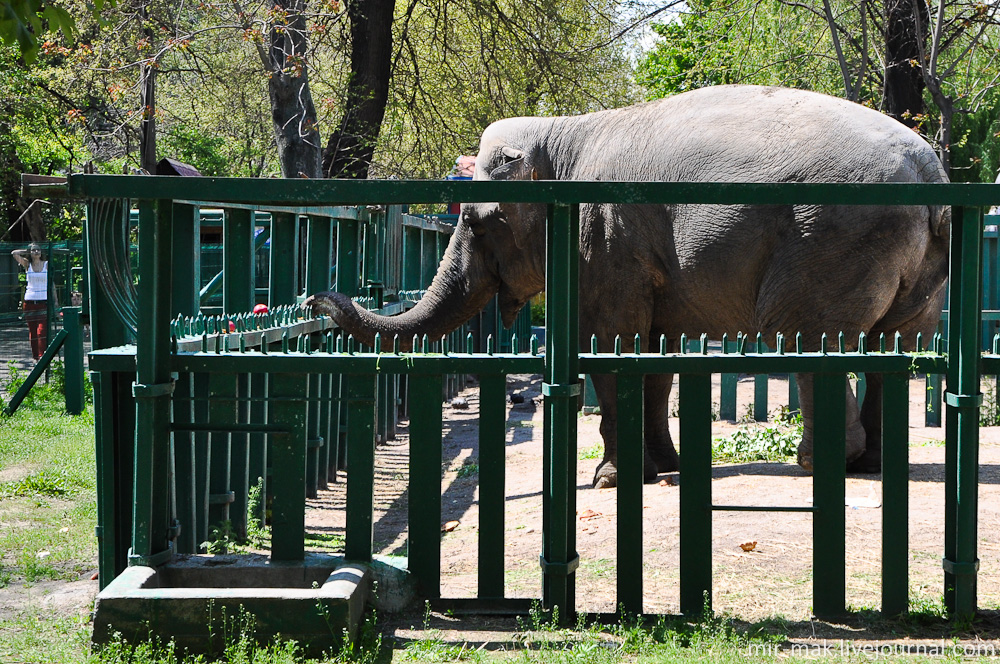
92, 553, 370, 657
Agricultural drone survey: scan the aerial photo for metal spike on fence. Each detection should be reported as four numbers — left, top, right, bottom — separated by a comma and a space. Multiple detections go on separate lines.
239, 333, 246, 353
859, 332, 867, 355
442, 335, 450, 356
994, 333, 1000, 355
756, 331, 764, 351
216, 333, 224, 354
722, 333, 729, 353
838, 331, 845, 354
795, 332, 803, 354
700, 333, 708, 354
776, 332, 784, 355
614, 335, 622, 356
421, 334, 429, 354
879, 333, 886, 353
282, 330, 290, 354
821, 333, 828, 355
634, 333, 642, 355
466, 333, 474, 354
530, 335, 539, 356
347, 335, 356, 355
201, 332, 208, 353
680, 333, 687, 354
916, 332, 923, 352
336, 334, 344, 354
660, 334, 667, 355
510, 334, 517, 354
894, 331, 903, 354
394, 335, 401, 354
935, 333, 944, 354
487, 334, 495, 356
374, 333, 382, 352
326, 331, 335, 354
590, 335, 598, 354
738, 333, 746, 355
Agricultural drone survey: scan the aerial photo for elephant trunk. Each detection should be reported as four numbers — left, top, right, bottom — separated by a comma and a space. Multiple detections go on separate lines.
304, 226, 500, 351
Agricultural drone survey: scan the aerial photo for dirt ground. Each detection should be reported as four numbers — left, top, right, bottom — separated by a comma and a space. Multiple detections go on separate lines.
306, 373, 1000, 639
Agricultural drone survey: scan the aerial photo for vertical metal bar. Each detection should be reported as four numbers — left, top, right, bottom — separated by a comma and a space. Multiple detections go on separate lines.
306, 215, 333, 492
268, 212, 299, 307
881, 372, 909, 616
248, 372, 268, 528
92, 370, 116, 588
944, 205, 983, 616
207, 373, 236, 528
812, 372, 846, 619
542, 203, 579, 622
268, 372, 307, 561
402, 225, 421, 291
478, 373, 506, 599
408, 373, 443, 598
224, 208, 254, 536
679, 373, 713, 615
616, 372, 644, 615
926, 372, 942, 427
720, 341, 737, 420
130, 199, 174, 566
171, 204, 198, 553
345, 373, 376, 562
62, 307, 84, 414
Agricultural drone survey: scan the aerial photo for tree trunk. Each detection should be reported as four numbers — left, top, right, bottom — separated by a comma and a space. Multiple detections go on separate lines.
883, 0, 928, 128
268, 0, 322, 178
321, 0, 396, 180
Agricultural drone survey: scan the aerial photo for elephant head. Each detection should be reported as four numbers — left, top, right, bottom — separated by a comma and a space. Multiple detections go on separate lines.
305, 119, 551, 348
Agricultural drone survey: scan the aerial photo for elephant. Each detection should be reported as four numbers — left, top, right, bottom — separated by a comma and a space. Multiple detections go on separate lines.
306, 85, 950, 489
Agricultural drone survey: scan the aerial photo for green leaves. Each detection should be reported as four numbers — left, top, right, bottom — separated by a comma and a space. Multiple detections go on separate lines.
0, 0, 111, 63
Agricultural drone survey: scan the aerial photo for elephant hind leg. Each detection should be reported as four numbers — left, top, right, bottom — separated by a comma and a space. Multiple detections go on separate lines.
644, 372, 678, 473
795, 373, 866, 472
848, 372, 883, 473
591, 373, 662, 489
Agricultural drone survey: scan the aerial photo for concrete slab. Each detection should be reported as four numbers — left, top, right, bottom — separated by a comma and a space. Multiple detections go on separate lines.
91, 553, 370, 657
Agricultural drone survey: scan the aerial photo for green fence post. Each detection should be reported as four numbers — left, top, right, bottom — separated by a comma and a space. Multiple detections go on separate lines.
61, 307, 85, 414
129, 199, 174, 568
306, 215, 333, 494
679, 373, 713, 616
478, 373, 506, 599
944, 205, 984, 617
882, 372, 909, 615
268, 372, 308, 561
812, 372, 847, 619
541, 203, 579, 623
171, 204, 199, 553
720, 340, 737, 420
408, 373, 443, 598
617, 372, 644, 615
223, 208, 254, 536
345, 372, 376, 562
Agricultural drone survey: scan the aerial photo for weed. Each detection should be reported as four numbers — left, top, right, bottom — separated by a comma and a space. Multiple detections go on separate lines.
578, 444, 602, 460
0, 469, 74, 497
713, 418, 801, 463
455, 460, 479, 479
200, 521, 239, 554
981, 378, 1000, 426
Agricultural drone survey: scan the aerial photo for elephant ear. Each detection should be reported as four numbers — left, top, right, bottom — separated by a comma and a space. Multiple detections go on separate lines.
489, 146, 538, 182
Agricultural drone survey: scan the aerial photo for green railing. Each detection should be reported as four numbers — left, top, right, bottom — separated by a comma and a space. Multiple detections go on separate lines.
30, 174, 996, 625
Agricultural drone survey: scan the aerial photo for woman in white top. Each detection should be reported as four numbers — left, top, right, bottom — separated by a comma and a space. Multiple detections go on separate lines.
11, 243, 49, 359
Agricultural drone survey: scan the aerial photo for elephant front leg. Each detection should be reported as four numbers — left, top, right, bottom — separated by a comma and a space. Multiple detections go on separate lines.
795, 373, 867, 472
591, 373, 663, 488
645, 373, 679, 473
848, 372, 883, 473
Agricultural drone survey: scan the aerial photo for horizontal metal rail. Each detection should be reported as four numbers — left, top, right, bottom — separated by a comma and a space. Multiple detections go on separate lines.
43, 175, 1000, 207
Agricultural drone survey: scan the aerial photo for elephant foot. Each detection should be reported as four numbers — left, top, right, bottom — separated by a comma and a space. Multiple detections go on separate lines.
592, 457, 661, 489
648, 445, 679, 474
796, 419, 867, 473
846, 444, 882, 473
593, 461, 618, 489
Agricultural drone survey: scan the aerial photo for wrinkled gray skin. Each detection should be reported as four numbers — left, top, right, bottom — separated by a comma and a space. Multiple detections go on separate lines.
306, 85, 950, 488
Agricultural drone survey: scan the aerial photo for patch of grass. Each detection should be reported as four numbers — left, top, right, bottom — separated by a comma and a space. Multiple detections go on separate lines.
1, 469, 77, 497
712, 417, 801, 464
578, 445, 602, 460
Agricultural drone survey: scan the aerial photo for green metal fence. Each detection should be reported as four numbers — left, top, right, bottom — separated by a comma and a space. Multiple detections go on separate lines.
29, 173, 996, 625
